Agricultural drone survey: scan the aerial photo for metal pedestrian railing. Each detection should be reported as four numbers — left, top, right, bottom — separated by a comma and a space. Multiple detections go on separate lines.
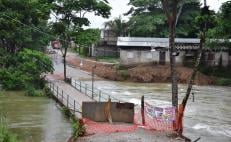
47, 81, 82, 117
70, 78, 125, 103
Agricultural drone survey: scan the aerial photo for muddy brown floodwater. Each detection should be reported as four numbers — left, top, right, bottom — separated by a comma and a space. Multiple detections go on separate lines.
0, 91, 72, 142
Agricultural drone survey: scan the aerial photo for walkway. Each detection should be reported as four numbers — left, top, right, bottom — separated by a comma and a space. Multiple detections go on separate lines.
46, 51, 95, 118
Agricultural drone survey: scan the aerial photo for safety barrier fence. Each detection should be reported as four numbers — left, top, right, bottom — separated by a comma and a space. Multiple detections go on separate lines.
47, 81, 82, 117
70, 78, 125, 103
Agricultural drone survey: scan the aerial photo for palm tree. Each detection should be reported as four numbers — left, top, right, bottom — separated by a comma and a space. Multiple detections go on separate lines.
104, 16, 128, 37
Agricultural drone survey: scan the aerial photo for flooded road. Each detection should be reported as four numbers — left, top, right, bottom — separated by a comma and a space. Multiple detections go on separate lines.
84, 80, 231, 142
53, 51, 231, 141
0, 91, 71, 142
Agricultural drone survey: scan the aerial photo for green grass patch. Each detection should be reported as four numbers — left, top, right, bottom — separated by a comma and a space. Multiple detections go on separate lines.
96, 56, 119, 63
215, 78, 231, 86
0, 117, 19, 142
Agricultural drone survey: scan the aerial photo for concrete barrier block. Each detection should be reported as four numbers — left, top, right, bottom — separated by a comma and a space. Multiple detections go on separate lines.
82, 102, 134, 123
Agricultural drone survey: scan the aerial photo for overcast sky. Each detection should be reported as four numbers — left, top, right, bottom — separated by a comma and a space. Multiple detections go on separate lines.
86, 0, 229, 29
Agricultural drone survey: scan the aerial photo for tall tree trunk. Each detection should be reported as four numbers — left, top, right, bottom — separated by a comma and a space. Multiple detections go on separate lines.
177, 0, 207, 134
169, 20, 178, 108
177, 32, 204, 134
63, 45, 67, 81
161, 0, 179, 130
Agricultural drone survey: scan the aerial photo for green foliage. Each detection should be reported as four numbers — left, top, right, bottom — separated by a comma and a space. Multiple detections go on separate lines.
71, 119, 85, 140
105, 16, 128, 37
75, 29, 100, 47
0, 0, 53, 52
43, 86, 53, 97
96, 56, 119, 63
0, 49, 53, 90
207, 1, 231, 39
216, 78, 231, 86
0, 117, 19, 142
62, 106, 72, 118
119, 70, 130, 80
126, 0, 201, 37
25, 86, 44, 97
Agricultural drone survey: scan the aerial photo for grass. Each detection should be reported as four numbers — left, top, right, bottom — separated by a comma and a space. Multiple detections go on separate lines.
199, 65, 231, 86
96, 56, 119, 63
0, 117, 19, 142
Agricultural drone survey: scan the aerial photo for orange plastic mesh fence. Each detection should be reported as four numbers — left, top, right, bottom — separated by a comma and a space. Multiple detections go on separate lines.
83, 103, 176, 134
134, 103, 175, 131
83, 118, 138, 135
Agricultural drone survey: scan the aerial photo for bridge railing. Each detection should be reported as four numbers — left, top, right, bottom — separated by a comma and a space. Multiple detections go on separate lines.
47, 81, 82, 117
70, 78, 125, 103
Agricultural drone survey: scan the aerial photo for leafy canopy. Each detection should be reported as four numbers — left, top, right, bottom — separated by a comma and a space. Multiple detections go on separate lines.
126, 0, 201, 37
0, 0, 53, 52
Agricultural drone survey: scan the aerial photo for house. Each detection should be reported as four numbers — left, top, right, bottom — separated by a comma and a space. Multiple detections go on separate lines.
93, 27, 119, 57
117, 37, 230, 67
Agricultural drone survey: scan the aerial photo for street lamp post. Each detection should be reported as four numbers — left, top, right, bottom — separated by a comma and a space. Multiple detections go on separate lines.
92, 65, 96, 99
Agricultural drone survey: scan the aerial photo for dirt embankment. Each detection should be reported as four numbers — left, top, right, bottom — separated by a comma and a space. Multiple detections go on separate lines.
67, 55, 214, 85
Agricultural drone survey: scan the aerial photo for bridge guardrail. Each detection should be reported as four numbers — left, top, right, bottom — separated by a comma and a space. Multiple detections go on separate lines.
47, 81, 82, 117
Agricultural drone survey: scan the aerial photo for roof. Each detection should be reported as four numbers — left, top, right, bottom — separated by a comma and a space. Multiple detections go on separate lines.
117, 37, 200, 48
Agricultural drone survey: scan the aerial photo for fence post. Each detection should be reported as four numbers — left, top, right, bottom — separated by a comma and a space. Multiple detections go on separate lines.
80, 82, 82, 92
61, 90, 64, 103
52, 83, 54, 92
85, 84, 87, 95
74, 100, 76, 113
67, 95, 69, 108
192, 92, 195, 102
99, 90, 101, 102
141, 96, 145, 125
57, 86, 59, 97
75, 80, 76, 88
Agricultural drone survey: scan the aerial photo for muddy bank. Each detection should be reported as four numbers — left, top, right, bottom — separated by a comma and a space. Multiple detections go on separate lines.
67, 55, 214, 85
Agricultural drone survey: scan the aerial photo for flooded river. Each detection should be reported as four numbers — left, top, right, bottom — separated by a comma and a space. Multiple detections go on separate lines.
0, 91, 71, 142
53, 52, 231, 141
86, 80, 231, 142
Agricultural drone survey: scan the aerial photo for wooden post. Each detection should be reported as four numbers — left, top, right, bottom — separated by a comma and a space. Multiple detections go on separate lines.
192, 92, 195, 102
85, 84, 87, 95
61, 90, 64, 103
67, 95, 69, 108
57, 86, 59, 97
99, 90, 101, 102
74, 100, 76, 113
141, 96, 145, 125
80, 82, 82, 92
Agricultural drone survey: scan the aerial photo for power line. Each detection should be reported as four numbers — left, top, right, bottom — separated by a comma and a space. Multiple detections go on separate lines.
0, 13, 69, 44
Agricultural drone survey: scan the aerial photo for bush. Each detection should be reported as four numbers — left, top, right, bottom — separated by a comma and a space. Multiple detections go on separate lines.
0, 117, 19, 142
43, 86, 53, 97
25, 86, 44, 97
0, 49, 53, 90
119, 70, 130, 80
62, 106, 72, 118
71, 119, 85, 140
216, 78, 231, 86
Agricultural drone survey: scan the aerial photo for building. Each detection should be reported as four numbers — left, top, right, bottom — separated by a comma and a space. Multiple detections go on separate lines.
117, 37, 230, 67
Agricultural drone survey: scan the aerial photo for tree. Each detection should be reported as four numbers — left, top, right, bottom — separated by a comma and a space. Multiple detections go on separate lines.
51, 0, 111, 80
104, 16, 128, 37
0, 0, 53, 53
126, 0, 200, 37
75, 28, 100, 56
0, 48, 53, 90
208, 1, 231, 39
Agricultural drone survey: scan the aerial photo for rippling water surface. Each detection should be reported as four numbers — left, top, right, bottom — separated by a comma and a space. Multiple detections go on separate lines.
0, 91, 71, 142
88, 81, 231, 142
